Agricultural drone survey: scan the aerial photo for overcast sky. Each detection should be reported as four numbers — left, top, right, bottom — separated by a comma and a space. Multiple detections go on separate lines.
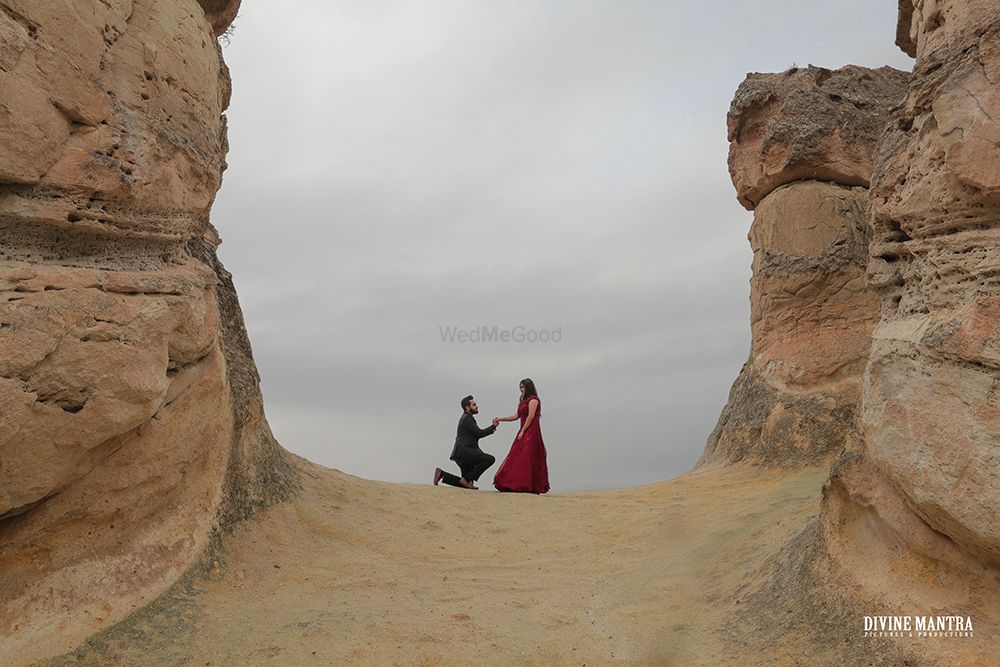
212, 1, 914, 491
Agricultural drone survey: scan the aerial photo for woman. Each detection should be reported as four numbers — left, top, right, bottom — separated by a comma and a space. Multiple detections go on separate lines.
493, 378, 550, 494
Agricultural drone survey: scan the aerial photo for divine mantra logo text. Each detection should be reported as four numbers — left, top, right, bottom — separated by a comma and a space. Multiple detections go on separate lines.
863, 615, 974, 638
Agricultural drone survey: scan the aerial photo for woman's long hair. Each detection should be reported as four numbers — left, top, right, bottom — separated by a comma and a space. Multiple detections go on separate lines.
520, 378, 538, 401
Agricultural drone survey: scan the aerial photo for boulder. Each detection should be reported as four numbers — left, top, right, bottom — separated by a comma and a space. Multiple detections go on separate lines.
727, 66, 908, 210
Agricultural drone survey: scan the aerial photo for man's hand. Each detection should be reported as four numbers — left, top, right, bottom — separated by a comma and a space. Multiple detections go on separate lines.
492, 417, 500, 427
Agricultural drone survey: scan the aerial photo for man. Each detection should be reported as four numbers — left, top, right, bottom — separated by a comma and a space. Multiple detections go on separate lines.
434, 395, 499, 489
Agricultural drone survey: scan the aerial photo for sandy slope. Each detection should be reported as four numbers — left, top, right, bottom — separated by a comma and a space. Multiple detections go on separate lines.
48, 461, 830, 666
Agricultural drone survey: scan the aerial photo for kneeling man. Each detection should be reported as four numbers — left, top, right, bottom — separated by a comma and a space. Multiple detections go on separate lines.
434, 394, 498, 490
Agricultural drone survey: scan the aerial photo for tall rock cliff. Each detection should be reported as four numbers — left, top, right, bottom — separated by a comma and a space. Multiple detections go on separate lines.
0, 1, 297, 663
819, 3, 1000, 658
701, 66, 908, 467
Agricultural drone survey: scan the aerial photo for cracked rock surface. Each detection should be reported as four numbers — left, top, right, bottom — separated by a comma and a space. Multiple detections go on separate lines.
702, 66, 907, 468
0, 1, 295, 664
726, 65, 909, 211
818, 7, 1000, 660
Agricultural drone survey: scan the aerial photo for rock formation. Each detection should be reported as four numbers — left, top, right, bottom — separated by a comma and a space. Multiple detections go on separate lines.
704, 8, 1000, 660
819, 2, 1000, 659
701, 66, 908, 467
5, 0, 999, 664
726, 66, 911, 211
0, 1, 296, 664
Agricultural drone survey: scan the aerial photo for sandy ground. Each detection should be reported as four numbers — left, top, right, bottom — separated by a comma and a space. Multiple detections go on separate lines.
48, 461, 830, 666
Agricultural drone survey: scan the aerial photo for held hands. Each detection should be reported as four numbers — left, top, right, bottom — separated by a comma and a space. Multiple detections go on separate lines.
492, 417, 500, 427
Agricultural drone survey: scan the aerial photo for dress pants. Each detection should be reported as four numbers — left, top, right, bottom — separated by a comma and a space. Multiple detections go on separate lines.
441, 450, 496, 487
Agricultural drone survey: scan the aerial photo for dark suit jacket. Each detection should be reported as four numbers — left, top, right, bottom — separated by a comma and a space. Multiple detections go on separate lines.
450, 411, 496, 461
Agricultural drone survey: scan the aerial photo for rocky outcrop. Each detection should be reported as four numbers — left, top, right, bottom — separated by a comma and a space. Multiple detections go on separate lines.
726, 66, 910, 211
0, 1, 296, 664
819, 5, 1000, 654
705, 8, 1000, 659
197, 0, 242, 37
701, 66, 907, 468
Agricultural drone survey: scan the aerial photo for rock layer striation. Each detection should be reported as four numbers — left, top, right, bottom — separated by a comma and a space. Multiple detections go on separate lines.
701, 65, 907, 468
0, 1, 295, 664
820, 5, 1000, 649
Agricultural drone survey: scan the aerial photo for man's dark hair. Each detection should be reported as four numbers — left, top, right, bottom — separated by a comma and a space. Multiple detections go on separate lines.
461, 395, 474, 411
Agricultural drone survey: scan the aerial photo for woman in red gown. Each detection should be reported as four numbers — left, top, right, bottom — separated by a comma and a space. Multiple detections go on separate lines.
493, 378, 550, 494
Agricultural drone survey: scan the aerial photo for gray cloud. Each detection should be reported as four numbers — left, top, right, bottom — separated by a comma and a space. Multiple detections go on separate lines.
212, 0, 914, 490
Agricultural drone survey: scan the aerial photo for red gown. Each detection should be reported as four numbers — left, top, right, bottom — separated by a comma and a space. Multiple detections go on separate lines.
493, 397, 550, 494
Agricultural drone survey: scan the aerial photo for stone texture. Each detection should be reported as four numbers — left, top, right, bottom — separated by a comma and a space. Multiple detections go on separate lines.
727, 66, 909, 210
896, 0, 917, 57
748, 183, 876, 391
823, 1, 1000, 575
197, 0, 241, 37
702, 66, 908, 467
0, 1, 296, 664
896, 0, 1000, 61
815, 4, 1000, 664
0, 263, 220, 519
702, 182, 881, 467
702, 181, 880, 467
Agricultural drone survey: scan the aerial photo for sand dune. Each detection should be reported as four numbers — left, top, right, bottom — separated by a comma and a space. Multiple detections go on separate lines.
48, 461, 832, 666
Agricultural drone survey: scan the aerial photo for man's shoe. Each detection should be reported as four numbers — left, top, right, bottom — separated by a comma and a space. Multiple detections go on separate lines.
433, 468, 443, 486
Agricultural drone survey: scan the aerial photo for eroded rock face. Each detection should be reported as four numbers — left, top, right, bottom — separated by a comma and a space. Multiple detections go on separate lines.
816, 3, 1000, 662
0, 264, 220, 519
727, 66, 908, 210
895, 0, 998, 60
748, 182, 875, 392
702, 66, 905, 468
0, 1, 295, 664
197, 0, 242, 37
823, 1, 1000, 576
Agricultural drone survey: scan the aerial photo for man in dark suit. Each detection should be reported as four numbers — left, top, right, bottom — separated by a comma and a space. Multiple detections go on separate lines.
434, 394, 499, 489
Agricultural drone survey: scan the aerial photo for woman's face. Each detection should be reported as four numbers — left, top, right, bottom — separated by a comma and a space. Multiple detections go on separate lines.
519, 383, 525, 398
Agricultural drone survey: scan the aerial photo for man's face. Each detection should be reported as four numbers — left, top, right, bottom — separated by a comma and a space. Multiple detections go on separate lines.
467, 400, 478, 414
